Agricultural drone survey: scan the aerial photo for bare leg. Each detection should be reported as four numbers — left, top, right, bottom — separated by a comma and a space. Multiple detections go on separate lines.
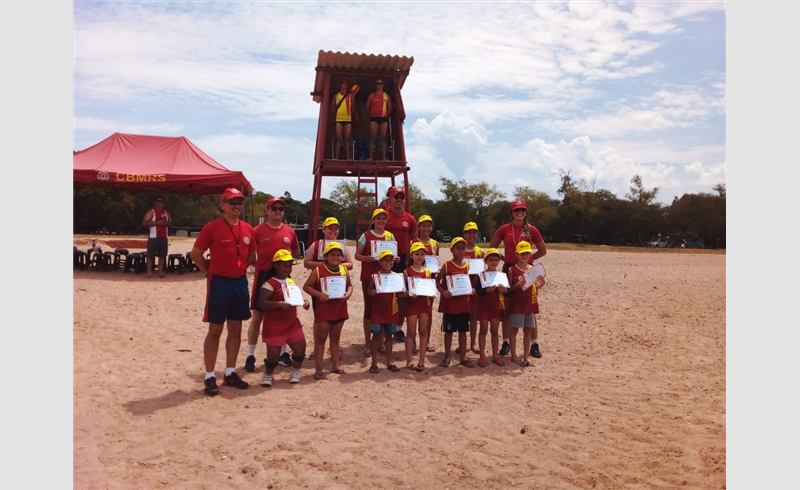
329, 322, 344, 371
369, 121, 378, 160
264, 345, 282, 374
224, 320, 242, 368
384, 334, 394, 368
442, 332, 454, 366
313, 322, 329, 375
417, 313, 430, 368
334, 123, 344, 159
247, 310, 264, 347
370, 332, 383, 368
490, 318, 500, 358
288, 339, 307, 368
344, 124, 353, 160
158, 254, 166, 278
379, 122, 389, 160
522, 329, 531, 365
146, 254, 154, 278
405, 315, 418, 367
203, 323, 224, 372
478, 319, 488, 360
509, 326, 519, 364
458, 332, 468, 362
363, 318, 372, 356
469, 303, 478, 353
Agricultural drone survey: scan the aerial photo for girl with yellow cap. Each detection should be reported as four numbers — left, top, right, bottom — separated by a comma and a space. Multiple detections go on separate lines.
404, 241, 434, 371
304, 216, 353, 272
410, 214, 439, 354
462, 221, 484, 356
354, 208, 399, 357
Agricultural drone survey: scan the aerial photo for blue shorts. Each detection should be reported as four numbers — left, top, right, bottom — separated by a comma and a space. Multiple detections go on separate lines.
204, 275, 252, 324
441, 313, 470, 333
370, 323, 398, 336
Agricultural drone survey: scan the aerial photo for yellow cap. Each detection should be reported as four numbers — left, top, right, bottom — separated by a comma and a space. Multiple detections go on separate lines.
484, 248, 501, 259
463, 222, 478, 232
273, 249, 294, 263
418, 215, 433, 224
372, 208, 388, 219
378, 249, 395, 260
323, 241, 343, 255
450, 237, 467, 247
516, 241, 532, 254
322, 217, 339, 228
410, 242, 426, 254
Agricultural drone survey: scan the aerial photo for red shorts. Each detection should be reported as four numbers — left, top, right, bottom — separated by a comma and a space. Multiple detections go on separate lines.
262, 318, 305, 347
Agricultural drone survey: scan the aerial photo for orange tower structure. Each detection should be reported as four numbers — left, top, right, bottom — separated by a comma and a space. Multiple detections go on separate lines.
308, 50, 414, 244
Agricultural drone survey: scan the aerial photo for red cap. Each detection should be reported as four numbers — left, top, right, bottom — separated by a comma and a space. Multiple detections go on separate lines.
388, 186, 405, 198
267, 197, 285, 208
510, 199, 527, 211
221, 188, 244, 202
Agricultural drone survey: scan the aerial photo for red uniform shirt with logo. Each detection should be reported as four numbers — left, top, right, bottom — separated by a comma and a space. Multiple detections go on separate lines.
438, 261, 472, 314
253, 223, 300, 273
193, 218, 255, 278
149, 209, 170, 238
261, 278, 303, 340
370, 272, 400, 324
358, 230, 395, 281
404, 266, 433, 316
476, 276, 506, 321
311, 265, 349, 322
493, 223, 543, 266
385, 210, 417, 255
507, 265, 540, 314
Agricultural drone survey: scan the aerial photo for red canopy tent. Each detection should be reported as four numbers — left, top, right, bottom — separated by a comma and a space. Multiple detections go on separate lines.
73, 133, 253, 195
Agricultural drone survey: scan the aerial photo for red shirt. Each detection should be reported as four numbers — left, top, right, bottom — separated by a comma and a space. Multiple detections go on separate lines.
194, 218, 256, 278
358, 230, 395, 281
148, 209, 169, 238
438, 261, 472, 314
404, 266, 433, 316
311, 265, 349, 322
411, 238, 439, 256
261, 278, 303, 338
493, 223, 544, 265
507, 265, 540, 314
385, 210, 417, 255
371, 272, 400, 324
254, 223, 299, 272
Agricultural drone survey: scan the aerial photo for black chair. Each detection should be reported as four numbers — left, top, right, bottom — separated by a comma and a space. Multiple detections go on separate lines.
112, 248, 129, 271
73, 250, 87, 271
184, 252, 198, 272
123, 252, 147, 274
167, 253, 186, 274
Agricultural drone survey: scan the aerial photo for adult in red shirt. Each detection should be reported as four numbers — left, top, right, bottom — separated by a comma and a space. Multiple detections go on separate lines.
244, 197, 300, 373
366, 78, 392, 160
488, 199, 547, 357
190, 188, 257, 396
141, 195, 172, 278
383, 186, 417, 343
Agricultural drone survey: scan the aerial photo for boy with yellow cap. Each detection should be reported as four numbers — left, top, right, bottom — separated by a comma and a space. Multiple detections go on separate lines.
366, 249, 404, 373
505, 241, 546, 366
462, 221, 484, 356
475, 248, 507, 366
436, 237, 475, 367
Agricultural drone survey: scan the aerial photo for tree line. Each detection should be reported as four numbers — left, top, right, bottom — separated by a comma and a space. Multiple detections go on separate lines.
73, 172, 725, 248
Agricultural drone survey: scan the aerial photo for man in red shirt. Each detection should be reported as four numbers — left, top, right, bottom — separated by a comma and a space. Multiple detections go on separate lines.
190, 188, 257, 396
384, 186, 417, 343
243, 197, 301, 373
141, 196, 172, 278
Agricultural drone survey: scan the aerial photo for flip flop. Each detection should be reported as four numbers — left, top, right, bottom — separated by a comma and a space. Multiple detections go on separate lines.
309, 353, 316, 360
406, 364, 415, 370
439, 358, 450, 368
471, 347, 481, 354
415, 364, 425, 372
363, 349, 371, 358
477, 358, 487, 368
426, 346, 436, 353
492, 356, 505, 366
369, 365, 379, 373
313, 372, 324, 380
460, 359, 475, 368
387, 364, 400, 372
517, 359, 532, 367
330, 369, 345, 375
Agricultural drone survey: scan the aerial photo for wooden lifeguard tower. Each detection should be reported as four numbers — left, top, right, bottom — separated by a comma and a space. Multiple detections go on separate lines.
308, 50, 414, 244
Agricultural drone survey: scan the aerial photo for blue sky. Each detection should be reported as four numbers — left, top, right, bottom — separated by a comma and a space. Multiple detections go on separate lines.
73, 1, 726, 205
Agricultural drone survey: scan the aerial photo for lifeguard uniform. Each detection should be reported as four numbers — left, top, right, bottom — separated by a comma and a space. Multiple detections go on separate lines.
311, 265, 349, 323
194, 218, 256, 324
250, 222, 300, 310
493, 223, 543, 271
464, 247, 483, 306
369, 92, 390, 122
260, 277, 305, 347
404, 266, 433, 317
371, 272, 400, 327
438, 261, 472, 333
507, 265, 540, 315
358, 230, 395, 319
476, 275, 506, 321
335, 92, 353, 123
146, 208, 170, 262
385, 210, 417, 273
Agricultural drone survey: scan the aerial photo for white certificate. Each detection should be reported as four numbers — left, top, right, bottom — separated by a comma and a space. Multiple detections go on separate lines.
465, 258, 485, 275
479, 271, 510, 288
321, 275, 347, 299
373, 273, 406, 293
407, 277, 437, 297
446, 274, 473, 296
522, 263, 546, 291
371, 240, 399, 259
281, 283, 305, 306
317, 240, 347, 260
424, 255, 440, 273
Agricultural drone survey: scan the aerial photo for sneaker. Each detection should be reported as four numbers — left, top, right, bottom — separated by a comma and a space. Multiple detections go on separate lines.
289, 368, 302, 384
244, 355, 256, 372
223, 372, 249, 390
278, 352, 292, 367
260, 373, 273, 387
531, 343, 542, 359
500, 341, 510, 356
204, 376, 219, 396
394, 330, 407, 343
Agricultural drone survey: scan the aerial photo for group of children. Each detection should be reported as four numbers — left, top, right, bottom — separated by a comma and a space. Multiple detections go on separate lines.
254, 211, 545, 385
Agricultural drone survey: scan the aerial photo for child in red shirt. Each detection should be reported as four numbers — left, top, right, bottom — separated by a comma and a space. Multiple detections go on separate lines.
506, 241, 546, 367
404, 242, 434, 371
366, 249, 404, 373
436, 237, 475, 368
475, 248, 508, 367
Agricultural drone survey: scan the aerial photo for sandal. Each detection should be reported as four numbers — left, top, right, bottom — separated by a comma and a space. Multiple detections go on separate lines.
492, 356, 505, 366
313, 372, 324, 380
406, 364, 415, 370
439, 358, 451, 368
477, 357, 487, 368
387, 364, 400, 372
517, 359, 532, 367
309, 353, 315, 360
426, 345, 436, 353
369, 365, 379, 374
471, 347, 481, 354
415, 364, 425, 372
460, 359, 475, 368
330, 369, 345, 375
363, 349, 371, 358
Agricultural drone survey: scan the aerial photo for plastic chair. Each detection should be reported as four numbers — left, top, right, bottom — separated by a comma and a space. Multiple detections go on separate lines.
167, 254, 186, 274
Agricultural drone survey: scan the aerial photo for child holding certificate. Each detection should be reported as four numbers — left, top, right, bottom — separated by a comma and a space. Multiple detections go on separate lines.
257, 250, 310, 386
404, 242, 434, 371
302, 241, 353, 380
436, 237, 475, 368
506, 241, 546, 367
411, 214, 439, 354
463, 222, 484, 356
366, 249, 404, 373
355, 208, 398, 357
475, 248, 507, 367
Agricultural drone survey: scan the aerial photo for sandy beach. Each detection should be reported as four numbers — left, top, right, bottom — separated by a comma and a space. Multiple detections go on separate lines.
73, 237, 726, 489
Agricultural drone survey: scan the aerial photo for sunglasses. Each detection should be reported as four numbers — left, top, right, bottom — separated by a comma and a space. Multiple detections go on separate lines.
227, 200, 244, 206
394, 195, 405, 200
513, 208, 527, 212
376, 82, 384, 85
271, 207, 285, 212
155, 200, 163, 203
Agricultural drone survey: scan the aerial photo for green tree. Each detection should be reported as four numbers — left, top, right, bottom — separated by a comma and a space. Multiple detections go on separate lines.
328, 180, 376, 236
434, 178, 505, 239
626, 175, 659, 205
